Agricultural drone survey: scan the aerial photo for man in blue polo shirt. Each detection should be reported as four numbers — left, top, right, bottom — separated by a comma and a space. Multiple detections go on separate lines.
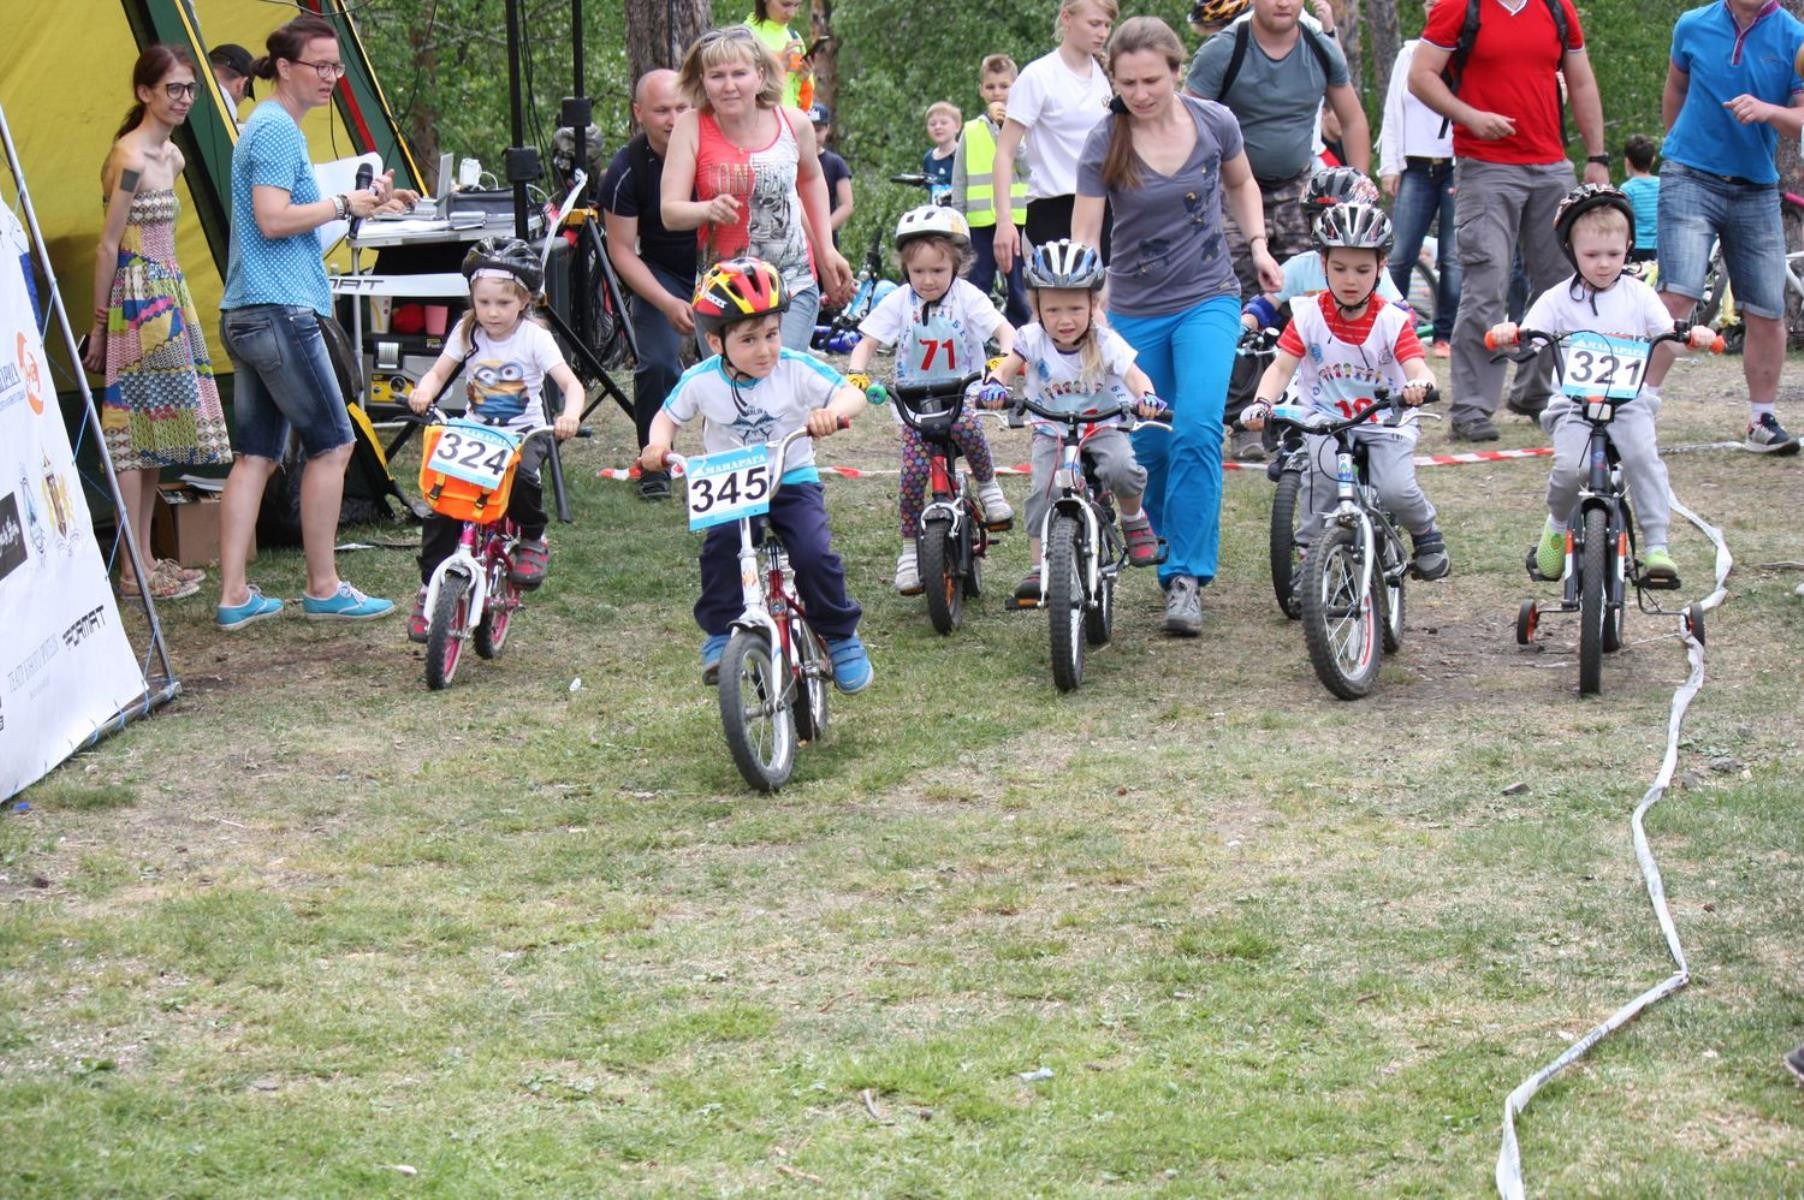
1640, 0, 1804, 454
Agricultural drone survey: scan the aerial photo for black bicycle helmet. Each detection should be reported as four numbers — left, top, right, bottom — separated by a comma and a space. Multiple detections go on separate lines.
1552, 183, 1636, 268
1024, 239, 1106, 290
1314, 202, 1395, 259
461, 236, 543, 294
1302, 166, 1380, 212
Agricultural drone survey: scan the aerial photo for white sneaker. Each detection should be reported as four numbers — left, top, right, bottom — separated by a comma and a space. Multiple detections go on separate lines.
976, 479, 1014, 528
895, 545, 923, 595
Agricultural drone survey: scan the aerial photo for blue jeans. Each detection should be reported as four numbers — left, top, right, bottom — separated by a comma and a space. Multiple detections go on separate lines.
630, 263, 691, 448
694, 482, 861, 639
968, 222, 1032, 327
1657, 161, 1786, 319
1109, 295, 1239, 588
219, 304, 352, 460
1387, 160, 1461, 342
781, 285, 822, 351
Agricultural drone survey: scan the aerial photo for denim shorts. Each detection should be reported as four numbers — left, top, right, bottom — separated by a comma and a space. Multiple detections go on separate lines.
1656, 162, 1786, 319
219, 304, 354, 460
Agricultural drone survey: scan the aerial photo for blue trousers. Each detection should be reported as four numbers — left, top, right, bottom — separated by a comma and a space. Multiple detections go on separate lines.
629, 263, 692, 448
695, 481, 861, 639
967, 222, 1032, 327
1110, 295, 1239, 588
1386, 159, 1461, 343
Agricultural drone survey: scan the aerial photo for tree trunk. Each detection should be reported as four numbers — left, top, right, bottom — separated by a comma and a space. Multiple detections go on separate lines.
1339, 0, 1364, 93
811, 0, 838, 125
405, 18, 438, 165
1367, 0, 1400, 116
625, 0, 712, 83
1781, 0, 1804, 201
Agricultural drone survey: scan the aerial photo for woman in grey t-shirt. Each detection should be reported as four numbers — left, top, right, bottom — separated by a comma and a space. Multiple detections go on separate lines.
1072, 15, 1281, 636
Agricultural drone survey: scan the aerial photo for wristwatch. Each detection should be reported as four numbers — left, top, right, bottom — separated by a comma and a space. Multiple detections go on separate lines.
1585, 154, 1610, 166
332, 193, 349, 220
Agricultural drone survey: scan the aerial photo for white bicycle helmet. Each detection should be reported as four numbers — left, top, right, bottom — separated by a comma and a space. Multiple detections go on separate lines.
1313, 203, 1395, 259
1024, 239, 1106, 290
895, 205, 971, 252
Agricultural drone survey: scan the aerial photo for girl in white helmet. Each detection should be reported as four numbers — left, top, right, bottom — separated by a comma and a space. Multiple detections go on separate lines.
846, 206, 1017, 594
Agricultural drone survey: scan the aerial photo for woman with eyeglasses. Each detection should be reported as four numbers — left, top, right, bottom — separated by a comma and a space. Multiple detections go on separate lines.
211, 15, 398, 629
83, 45, 232, 602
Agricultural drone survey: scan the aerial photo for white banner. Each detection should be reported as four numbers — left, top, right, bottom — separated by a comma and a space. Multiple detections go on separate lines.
0, 210, 146, 799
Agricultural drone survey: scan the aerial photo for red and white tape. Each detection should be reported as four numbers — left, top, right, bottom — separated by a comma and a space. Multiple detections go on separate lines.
597, 446, 1554, 482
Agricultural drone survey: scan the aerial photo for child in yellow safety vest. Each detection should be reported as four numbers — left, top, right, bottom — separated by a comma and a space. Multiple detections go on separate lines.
951, 54, 1032, 326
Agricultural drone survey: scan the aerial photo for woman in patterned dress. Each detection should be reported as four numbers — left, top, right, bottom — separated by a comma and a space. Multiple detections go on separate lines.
83, 45, 232, 601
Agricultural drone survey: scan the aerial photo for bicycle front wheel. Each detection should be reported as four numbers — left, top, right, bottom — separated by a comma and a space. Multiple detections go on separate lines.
920, 514, 963, 635
1578, 507, 1608, 695
424, 573, 471, 691
1301, 523, 1381, 700
719, 630, 796, 792
1047, 515, 1086, 693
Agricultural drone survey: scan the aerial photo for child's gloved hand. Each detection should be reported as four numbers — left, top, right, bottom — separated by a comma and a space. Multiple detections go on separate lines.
1485, 321, 1520, 349
844, 371, 872, 393
977, 379, 1011, 410
1402, 379, 1435, 407
1136, 394, 1171, 420
1238, 400, 1272, 431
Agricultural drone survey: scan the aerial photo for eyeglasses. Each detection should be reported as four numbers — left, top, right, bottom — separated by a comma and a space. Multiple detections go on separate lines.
294, 59, 347, 80
162, 82, 197, 100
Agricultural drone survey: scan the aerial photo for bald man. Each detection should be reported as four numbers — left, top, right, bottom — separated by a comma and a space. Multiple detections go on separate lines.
602, 69, 697, 499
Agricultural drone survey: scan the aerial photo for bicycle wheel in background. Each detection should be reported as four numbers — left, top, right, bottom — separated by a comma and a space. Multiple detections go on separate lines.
1269, 463, 1306, 619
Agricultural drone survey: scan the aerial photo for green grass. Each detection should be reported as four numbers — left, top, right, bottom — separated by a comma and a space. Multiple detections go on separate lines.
3, 354, 1802, 1196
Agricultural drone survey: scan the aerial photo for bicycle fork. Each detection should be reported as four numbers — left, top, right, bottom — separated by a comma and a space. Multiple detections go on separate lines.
423, 522, 489, 633
1328, 449, 1379, 600
731, 519, 787, 681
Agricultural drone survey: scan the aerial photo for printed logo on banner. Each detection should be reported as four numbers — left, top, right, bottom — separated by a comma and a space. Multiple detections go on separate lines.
16, 467, 45, 559
0, 361, 22, 416
17, 331, 45, 415
5, 634, 58, 696
0, 490, 28, 584
37, 450, 77, 555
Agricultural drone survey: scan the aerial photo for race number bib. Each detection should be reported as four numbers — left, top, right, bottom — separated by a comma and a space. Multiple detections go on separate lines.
685, 445, 774, 531
1560, 332, 1650, 401
426, 421, 519, 490
902, 311, 967, 384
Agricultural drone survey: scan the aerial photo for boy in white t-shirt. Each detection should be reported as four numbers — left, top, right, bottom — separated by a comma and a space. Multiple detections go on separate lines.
1487, 186, 1717, 586
405, 238, 584, 641
845, 207, 1016, 593
640, 257, 874, 692
1241, 205, 1449, 581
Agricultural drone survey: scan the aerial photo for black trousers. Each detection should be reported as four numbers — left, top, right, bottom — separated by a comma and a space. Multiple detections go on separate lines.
1025, 195, 1112, 265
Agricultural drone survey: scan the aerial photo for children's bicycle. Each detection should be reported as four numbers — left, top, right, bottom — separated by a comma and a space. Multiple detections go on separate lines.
662, 425, 846, 793
414, 410, 560, 691
1008, 395, 1171, 694
1491, 326, 1717, 694
878, 371, 1011, 634
1263, 386, 1439, 701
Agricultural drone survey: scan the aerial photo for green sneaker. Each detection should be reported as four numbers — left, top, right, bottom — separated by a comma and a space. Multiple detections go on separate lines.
1642, 547, 1679, 585
1536, 523, 1567, 580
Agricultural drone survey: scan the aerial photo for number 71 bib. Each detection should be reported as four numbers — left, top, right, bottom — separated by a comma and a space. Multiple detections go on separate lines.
685, 445, 774, 530
1560, 332, 1651, 401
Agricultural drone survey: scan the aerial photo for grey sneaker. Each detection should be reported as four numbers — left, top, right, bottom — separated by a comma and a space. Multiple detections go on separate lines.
1786, 1044, 1804, 1084
1451, 416, 1499, 443
1746, 412, 1800, 455
1229, 426, 1267, 463
1162, 575, 1203, 637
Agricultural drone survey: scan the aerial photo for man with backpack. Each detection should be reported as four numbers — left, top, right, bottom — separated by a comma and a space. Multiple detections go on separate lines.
1409, 0, 1610, 442
1186, 0, 1370, 302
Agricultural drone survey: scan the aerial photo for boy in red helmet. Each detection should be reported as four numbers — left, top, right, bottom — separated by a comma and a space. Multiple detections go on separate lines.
641, 257, 873, 691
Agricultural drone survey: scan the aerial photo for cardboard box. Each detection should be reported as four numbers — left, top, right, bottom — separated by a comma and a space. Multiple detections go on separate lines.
150, 484, 251, 567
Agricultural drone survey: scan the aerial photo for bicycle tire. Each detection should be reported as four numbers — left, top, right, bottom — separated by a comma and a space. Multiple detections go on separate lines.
1578, 507, 1608, 695
1047, 515, 1086, 693
1086, 570, 1115, 647
424, 573, 471, 691
719, 629, 796, 792
920, 515, 963, 635
791, 619, 831, 745
1270, 466, 1305, 619
1301, 523, 1382, 700
474, 578, 516, 660
1692, 248, 1725, 328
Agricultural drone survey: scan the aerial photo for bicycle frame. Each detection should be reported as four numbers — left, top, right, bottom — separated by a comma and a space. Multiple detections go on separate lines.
420, 422, 557, 633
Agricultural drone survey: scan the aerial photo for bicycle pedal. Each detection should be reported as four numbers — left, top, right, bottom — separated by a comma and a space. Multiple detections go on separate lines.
1639, 575, 1683, 592
985, 517, 1015, 533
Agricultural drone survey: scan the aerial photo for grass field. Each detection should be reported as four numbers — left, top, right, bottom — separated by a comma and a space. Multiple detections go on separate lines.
3, 351, 1802, 1197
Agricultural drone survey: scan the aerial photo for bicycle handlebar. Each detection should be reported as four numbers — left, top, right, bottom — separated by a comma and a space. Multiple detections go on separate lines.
1260, 384, 1441, 436
658, 418, 851, 477
410, 406, 583, 444
1485, 325, 1721, 359
886, 372, 984, 434
1005, 393, 1172, 432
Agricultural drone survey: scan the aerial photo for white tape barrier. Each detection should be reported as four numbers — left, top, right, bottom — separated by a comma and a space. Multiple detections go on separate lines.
1495, 493, 1732, 1199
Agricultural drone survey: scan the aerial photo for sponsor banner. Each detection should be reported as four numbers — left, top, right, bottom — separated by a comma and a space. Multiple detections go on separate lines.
0, 221, 145, 799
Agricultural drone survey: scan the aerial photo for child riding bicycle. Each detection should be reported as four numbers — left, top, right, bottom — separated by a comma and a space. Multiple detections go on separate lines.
844, 206, 1016, 595
405, 237, 584, 641
1241, 203, 1449, 581
1488, 184, 1717, 588
976, 239, 1166, 606
639, 257, 874, 691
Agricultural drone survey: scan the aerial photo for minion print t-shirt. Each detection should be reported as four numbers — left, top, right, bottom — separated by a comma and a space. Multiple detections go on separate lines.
442, 319, 568, 429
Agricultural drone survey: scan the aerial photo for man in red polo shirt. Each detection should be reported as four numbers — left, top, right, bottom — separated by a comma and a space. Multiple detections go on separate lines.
1408, 0, 1611, 440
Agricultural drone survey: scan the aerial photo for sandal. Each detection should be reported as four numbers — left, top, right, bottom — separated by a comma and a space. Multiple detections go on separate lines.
120, 564, 201, 602
158, 558, 206, 586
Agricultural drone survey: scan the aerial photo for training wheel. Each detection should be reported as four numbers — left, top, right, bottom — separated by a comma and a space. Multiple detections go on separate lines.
1516, 599, 1539, 646
1683, 602, 1706, 647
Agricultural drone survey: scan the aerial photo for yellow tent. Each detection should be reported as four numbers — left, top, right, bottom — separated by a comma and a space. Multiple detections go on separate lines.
1, 0, 423, 375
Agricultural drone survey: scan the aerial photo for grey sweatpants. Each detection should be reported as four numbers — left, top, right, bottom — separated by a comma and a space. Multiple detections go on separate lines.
1449, 159, 1576, 424
1541, 396, 1671, 549
1297, 426, 1436, 544
1026, 427, 1146, 536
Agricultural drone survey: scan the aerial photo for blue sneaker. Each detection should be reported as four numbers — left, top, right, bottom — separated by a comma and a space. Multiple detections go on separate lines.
700, 633, 730, 685
215, 585, 283, 631
301, 582, 395, 621
826, 635, 873, 694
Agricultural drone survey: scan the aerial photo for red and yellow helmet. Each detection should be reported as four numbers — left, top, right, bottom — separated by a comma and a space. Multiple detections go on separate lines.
693, 257, 790, 339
